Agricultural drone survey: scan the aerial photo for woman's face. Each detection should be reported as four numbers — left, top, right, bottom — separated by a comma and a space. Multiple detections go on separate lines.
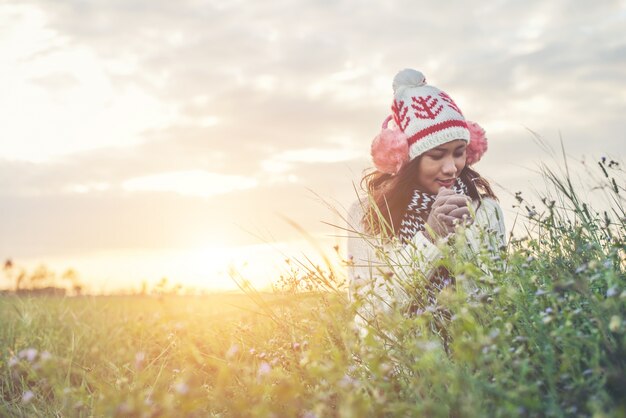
414, 139, 467, 194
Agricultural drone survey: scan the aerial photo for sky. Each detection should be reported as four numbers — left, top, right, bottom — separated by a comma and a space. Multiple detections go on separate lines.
1, 0, 625, 292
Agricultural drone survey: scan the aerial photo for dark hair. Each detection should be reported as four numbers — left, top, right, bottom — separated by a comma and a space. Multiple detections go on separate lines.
360, 157, 497, 238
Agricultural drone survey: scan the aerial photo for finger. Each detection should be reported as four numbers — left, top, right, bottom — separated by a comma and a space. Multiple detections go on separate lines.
436, 213, 457, 226
434, 188, 455, 201
448, 207, 471, 219
437, 187, 456, 196
431, 190, 455, 209
443, 196, 472, 207
434, 204, 460, 215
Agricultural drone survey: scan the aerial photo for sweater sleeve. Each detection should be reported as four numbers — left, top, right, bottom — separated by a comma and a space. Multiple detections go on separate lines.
346, 200, 444, 322
345, 197, 507, 324
454, 198, 507, 293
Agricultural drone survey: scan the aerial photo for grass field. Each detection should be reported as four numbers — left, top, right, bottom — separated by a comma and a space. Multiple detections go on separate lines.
1, 292, 347, 417
1, 155, 625, 417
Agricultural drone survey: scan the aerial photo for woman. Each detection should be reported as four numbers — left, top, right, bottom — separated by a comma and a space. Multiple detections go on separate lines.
346, 69, 506, 336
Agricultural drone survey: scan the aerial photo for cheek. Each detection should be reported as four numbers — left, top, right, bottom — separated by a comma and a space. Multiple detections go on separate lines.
418, 159, 440, 177
455, 153, 467, 170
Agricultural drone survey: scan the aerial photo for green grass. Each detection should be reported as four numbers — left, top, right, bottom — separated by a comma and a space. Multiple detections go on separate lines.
1, 154, 625, 417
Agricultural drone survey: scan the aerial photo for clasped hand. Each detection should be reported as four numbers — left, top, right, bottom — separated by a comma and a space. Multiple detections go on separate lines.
425, 188, 474, 241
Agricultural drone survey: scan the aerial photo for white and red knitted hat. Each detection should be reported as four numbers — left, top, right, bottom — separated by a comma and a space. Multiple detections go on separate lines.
371, 68, 488, 174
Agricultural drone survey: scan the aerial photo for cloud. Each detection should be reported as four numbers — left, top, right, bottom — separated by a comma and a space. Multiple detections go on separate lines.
122, 170, 258, 198
1, 0, 624, 262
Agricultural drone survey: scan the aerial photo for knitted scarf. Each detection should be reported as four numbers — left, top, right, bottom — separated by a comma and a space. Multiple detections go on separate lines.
398, 177, 470, 244
398, 177, 470, 324
398, 177, 469, 354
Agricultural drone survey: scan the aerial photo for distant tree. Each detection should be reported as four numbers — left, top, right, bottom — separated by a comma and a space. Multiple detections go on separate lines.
28, 264, 56, 288
2, 259, 83, 294
4, 258, 27, 291
3, 259, 13, 287
62, 268, 83, 295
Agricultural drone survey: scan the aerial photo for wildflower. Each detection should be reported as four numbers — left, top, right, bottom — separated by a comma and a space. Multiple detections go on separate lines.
257, 362, 271, 377
339, 374, 357, 388
19, 348, 38, 362
379, 362, 393, 377
606, 287, 618, 298
373, 388, 386, 404
609, 316, 621, 333
116, 402, 133, 415
574, 264, 587, 274
566, 406, 578, 415
174, 381, 189, 395
417, 341, 439, 352
135, 351, 146, 370
22, 390, 34, 404
225, 344, 239, 359
40, 351, 51, 362
8, 356, 19, 368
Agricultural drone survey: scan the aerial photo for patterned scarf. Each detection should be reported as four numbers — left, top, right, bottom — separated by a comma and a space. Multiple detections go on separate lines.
399, 177, 470, 337
398, 177, 470, 244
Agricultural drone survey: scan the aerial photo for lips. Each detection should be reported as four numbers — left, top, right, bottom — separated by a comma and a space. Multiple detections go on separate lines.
437, 179, 455, 187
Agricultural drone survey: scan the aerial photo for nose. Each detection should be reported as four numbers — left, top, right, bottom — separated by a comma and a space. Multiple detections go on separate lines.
441, 156, 457, 176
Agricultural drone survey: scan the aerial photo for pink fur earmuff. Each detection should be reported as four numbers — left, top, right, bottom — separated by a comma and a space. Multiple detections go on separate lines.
465, 121, 488, 165
370, 115, 409, 175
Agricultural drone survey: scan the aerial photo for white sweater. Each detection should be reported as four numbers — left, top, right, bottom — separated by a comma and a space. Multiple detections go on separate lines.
346, 197, 506, 325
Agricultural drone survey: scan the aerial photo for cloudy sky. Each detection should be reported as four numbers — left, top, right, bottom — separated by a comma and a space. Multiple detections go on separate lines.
1, 0, 624, 291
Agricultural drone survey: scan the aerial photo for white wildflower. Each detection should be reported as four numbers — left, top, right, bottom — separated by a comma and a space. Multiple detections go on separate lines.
19, 348, 38, 362
174, 381, 189, 395
225, 344, 239, 359
135, 351, 146, 370
22, 390, 34, 404
257, 362, 271, 377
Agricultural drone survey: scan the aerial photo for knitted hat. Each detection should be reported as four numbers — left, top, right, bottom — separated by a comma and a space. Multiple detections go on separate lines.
371, 69, 487, 174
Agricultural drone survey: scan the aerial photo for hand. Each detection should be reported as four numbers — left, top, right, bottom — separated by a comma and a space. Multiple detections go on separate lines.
425, 188, 473, 241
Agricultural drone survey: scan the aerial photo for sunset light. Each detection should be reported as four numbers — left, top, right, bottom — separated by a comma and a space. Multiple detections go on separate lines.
1, 0, 623, 294
1, 1, 624, 416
